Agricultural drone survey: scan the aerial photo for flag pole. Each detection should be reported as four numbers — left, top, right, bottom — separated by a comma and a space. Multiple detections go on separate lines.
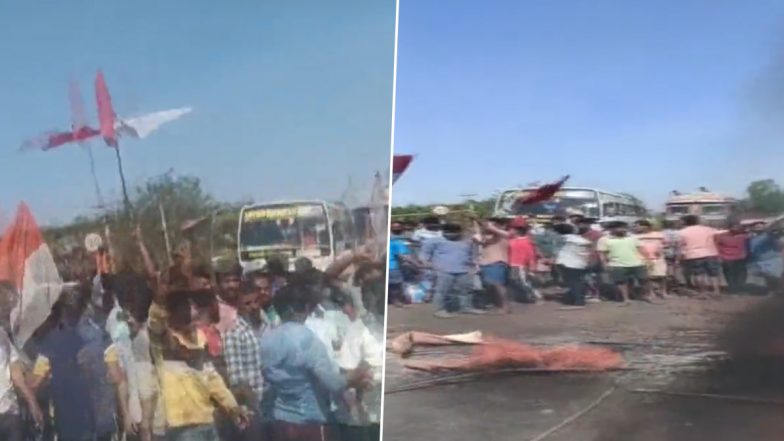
85, 145, 105, 208
113, 142, 133, 218
158, 198, 172, 265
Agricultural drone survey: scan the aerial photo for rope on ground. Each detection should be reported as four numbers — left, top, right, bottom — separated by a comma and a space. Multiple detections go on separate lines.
630, 388, 784, 406
528, 386, 616, 441
385, 368, 628, 395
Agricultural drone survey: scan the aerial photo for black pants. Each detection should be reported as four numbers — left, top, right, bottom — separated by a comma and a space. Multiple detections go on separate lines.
337, 424, 380, 441
0, 414, 22, 441
387, 283, 405, 305
723, 260, 747, 293
271, 421, 335, 441
559, 266, 587, 306
508, 267, 536, 303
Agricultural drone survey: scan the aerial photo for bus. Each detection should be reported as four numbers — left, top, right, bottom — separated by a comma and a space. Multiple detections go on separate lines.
493, 186, 647, 226
237, 200, 357, 272
664, 190, 737, 227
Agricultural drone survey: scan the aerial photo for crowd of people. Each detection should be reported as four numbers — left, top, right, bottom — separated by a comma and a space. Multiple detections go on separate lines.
0, 226, 386, 441
388, 213, 784, 316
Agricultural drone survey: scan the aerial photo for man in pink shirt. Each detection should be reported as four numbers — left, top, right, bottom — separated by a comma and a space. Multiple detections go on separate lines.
678, 215, 721, 296
634, 220, 669, 298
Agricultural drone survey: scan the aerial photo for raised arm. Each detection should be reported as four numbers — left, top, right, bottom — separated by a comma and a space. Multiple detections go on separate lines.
134, 225, 159, 284
325, 248, 372, 280
479, 220, 511, 239
104, 223, 117, 274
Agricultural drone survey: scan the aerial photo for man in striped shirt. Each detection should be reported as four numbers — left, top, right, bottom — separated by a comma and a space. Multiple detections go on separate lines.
221, 285, 265, 441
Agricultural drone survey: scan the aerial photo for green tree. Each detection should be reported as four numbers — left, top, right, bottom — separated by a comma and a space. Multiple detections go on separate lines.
129, 171, 216, 267
43, 171, 223, 273
745, 179, 784, 215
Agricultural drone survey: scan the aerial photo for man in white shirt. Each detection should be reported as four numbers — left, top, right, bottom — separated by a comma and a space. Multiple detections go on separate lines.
333, 293, 383, 441
554, 224, 592, 307
104, 273, 161, 441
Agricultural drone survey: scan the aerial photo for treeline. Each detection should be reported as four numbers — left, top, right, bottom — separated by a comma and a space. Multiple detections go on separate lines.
43, 171, 248, 276
391, 179, 784, 221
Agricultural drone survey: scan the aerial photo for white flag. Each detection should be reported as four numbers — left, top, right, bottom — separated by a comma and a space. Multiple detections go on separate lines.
116, 107, 192, 139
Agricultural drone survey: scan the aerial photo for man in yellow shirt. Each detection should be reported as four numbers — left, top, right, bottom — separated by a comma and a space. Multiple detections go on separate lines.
147, 285, 249, 441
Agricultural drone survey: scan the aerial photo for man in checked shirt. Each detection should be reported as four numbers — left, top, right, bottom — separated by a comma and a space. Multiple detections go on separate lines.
221, 282, 266, 441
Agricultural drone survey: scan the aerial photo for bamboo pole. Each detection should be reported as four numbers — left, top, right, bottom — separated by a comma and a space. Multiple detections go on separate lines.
158, 199, 172, 266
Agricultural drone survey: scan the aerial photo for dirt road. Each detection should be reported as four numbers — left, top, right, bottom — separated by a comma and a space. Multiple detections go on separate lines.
383, 296, 784, 441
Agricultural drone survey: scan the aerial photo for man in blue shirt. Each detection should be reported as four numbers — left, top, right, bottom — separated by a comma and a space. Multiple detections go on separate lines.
260, 281, 370, 441
748, 221, 784, 294
420, 223, 484, 318
388, 222, 416, 307
29, 284, 119, 441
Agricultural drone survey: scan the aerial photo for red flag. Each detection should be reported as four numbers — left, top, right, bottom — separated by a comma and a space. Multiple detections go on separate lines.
95, 70, 117, 147
0, 203, 62, 346
518, 175, 570, 205
20, 127, 100, 151
392, 155, 413, 184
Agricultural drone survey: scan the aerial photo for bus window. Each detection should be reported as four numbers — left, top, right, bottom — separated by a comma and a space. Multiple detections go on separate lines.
620, 204, 637, 216
702, 205, 727, 216
666, 205, 690, 216
239, 203, 329, 251
603, 202, 618, 217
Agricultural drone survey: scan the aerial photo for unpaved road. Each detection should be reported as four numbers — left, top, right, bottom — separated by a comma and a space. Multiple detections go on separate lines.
383, 296, 784, 441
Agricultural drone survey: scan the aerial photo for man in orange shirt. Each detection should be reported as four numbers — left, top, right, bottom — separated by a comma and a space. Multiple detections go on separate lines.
507, 217, 539, 304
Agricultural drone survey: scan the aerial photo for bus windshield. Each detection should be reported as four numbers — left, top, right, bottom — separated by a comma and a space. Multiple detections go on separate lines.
498, 189, 600, 218
239, 203, 330, 250
666, 204, 690, 216
702, 204, 728, 216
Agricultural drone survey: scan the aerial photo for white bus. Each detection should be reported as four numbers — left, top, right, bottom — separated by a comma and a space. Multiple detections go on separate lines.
237, 200, 357, 272
665, 190, 738, 228
493, 187, 647, 226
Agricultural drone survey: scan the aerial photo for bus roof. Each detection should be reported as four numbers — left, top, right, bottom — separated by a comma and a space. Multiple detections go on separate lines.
498, 186, 635, 200
666, 192, 735, 204
240, 199, 344, 210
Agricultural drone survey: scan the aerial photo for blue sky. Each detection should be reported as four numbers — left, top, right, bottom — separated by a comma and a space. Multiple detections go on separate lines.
0, 1, 396, 225
392, 0, 784, 210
